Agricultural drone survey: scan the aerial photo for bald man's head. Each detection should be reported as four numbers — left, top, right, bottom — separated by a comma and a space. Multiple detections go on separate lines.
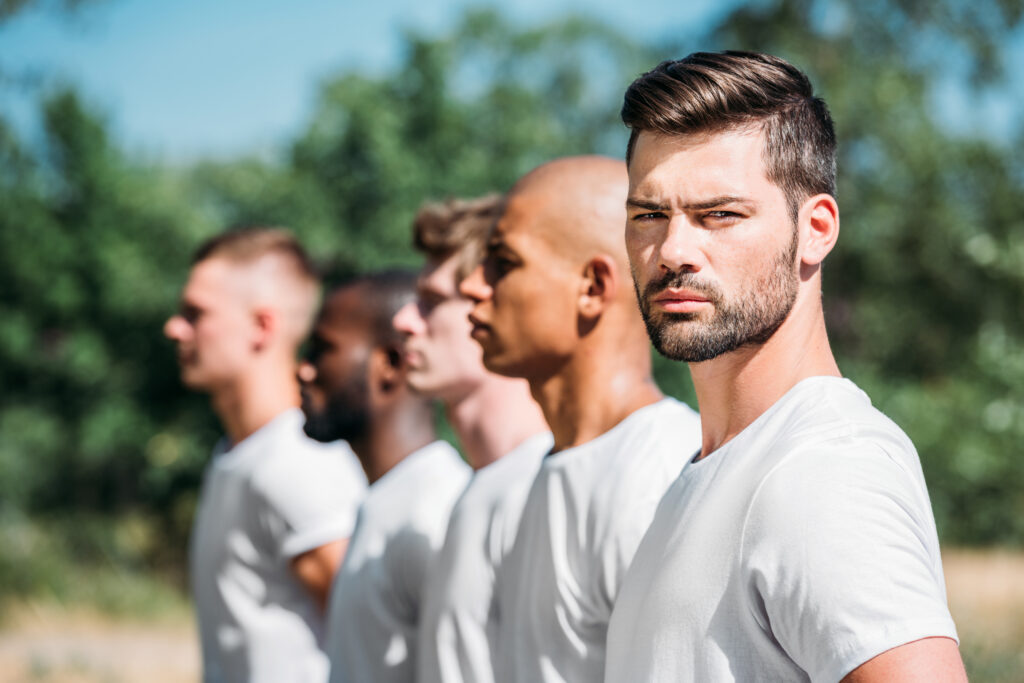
505, 155, 629, 273
460, 155, 648, 382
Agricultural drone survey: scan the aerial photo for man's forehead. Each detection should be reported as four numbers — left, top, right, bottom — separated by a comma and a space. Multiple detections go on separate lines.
628, 127, 769, 196
492, 195, 543, 247
418, 254, 460, 297
184, 258, 245, 303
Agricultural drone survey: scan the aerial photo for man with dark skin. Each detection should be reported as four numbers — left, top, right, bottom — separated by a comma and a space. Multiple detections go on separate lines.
459, 156, 701, 682
300, 271, 470, 683
605, 51, 965, 682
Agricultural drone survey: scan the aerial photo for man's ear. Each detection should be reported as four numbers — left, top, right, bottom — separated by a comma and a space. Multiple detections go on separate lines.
370, 344, 404, 395
578, 254, 617, 319
799, 194, 839, 267
251, 307, 277, 352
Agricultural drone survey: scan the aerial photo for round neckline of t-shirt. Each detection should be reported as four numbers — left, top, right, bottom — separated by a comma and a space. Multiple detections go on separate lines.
544, 397, 677, 464
214, 407, 304, 466
476, 430, 553, 474
372, 439, 455, 489
687, 375, 857, 470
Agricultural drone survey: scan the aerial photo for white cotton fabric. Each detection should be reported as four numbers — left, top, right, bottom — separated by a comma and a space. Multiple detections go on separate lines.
326, 440, 472, 683
190, 408, 368, 683
494, 398, 701, 683
417, 431, 554, 683
604, 377, 958, 683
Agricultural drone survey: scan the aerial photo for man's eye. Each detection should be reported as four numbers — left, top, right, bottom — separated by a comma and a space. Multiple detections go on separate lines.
181, 306, 201, 324
633, 212, 665, 222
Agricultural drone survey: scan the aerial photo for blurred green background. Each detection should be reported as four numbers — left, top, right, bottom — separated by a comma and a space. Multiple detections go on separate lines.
1, 0, 1023, 678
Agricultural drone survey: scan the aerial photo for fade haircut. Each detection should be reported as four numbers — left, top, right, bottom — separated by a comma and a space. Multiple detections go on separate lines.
193, 226, 318, 278
333, 270, 418, 349
622, 51, 836, 221
193, 227, 321, 341
412, 195, 504, 282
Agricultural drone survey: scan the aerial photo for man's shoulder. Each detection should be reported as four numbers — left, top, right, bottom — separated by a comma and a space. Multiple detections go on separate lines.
240, 426, 365, 513
736, 377, 908, 467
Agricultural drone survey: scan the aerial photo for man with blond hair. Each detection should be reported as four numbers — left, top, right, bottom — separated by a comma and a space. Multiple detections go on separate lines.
391, 196, 550, 683
164, 228, 366, 683
605, 51, 964, 682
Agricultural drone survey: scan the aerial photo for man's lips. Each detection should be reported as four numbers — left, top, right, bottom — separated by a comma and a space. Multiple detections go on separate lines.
652, 289, 711, 314
467, 313, 490, 338
402, 349, 424, 369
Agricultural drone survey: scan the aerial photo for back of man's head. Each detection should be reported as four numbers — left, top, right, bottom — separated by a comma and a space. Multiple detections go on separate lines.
331, 269, 419, 348
621, 51, 836, 220
413, 195, 504, 281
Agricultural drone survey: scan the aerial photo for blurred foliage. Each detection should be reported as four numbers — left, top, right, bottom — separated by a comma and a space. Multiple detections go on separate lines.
0, 0, 1022, 604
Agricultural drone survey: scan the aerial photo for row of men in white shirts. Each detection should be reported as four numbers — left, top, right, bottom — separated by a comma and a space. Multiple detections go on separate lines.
164, 51, 965, 683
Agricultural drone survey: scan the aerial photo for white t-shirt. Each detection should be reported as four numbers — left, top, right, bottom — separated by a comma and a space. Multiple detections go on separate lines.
190, 408, 367, 683
494, 398, 701, 683
326, 440, 472, 683
417, 431, 554, 683
605, 377, 958, 683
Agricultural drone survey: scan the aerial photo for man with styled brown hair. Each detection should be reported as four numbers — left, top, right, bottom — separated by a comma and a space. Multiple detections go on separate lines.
459, 156, 701, 682
164, 228, 367, 683
391, 196, 551, 683
605, 51, 964, 682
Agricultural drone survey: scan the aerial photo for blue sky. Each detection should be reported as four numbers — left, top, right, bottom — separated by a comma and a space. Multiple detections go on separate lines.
0, 0, 734, 161
1, 0, 1021, 162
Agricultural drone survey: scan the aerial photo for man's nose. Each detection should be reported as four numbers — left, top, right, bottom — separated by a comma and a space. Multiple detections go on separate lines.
658, 216, 704, 275
164, 315, 188, 340
459, 264, 491, 303
392, 300, 426, 336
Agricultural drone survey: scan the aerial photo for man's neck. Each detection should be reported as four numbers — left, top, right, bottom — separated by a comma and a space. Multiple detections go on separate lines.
212, 364, 301, 445
444, 374, 548, 470
531, 335, 663, 453
689, 300, 840, 460
354, 403, 437, 485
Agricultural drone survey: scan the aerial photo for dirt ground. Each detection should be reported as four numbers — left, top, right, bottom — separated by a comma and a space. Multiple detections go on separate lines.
0, 604, 197, 683
0, 548, 1022, 682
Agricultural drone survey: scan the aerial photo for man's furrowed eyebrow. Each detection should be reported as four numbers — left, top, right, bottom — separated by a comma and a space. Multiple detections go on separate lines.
627, 195, 754, 212
626, 197, 670, 212
681, 195, 752, 211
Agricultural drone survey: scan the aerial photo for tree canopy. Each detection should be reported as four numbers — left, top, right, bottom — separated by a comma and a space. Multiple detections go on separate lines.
1, 2, 1022, 595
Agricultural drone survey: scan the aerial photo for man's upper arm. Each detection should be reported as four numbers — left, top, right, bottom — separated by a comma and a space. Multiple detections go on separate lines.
841, 637, 966, 682
743, 445, 958, 681
291, 538, 349, 611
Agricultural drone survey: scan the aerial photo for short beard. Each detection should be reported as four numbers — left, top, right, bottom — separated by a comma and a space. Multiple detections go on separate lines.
302, 374, 371, 444
635, 227, 799, 363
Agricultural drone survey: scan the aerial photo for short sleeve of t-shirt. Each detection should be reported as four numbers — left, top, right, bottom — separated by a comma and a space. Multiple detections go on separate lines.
742, 443, 958, 682
254, 442, 366, 561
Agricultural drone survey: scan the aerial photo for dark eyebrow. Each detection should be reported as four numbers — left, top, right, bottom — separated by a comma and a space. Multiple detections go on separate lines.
627, 195, 753, 212
626, 197, 669, 212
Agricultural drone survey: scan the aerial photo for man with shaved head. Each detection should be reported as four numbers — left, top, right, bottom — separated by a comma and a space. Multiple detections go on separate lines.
164, 228, 367, 683
460, 156, 701, 682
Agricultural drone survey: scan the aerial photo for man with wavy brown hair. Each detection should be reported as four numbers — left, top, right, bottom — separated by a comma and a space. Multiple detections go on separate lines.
606, 51, 964, 682
392, 196, 550, 683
